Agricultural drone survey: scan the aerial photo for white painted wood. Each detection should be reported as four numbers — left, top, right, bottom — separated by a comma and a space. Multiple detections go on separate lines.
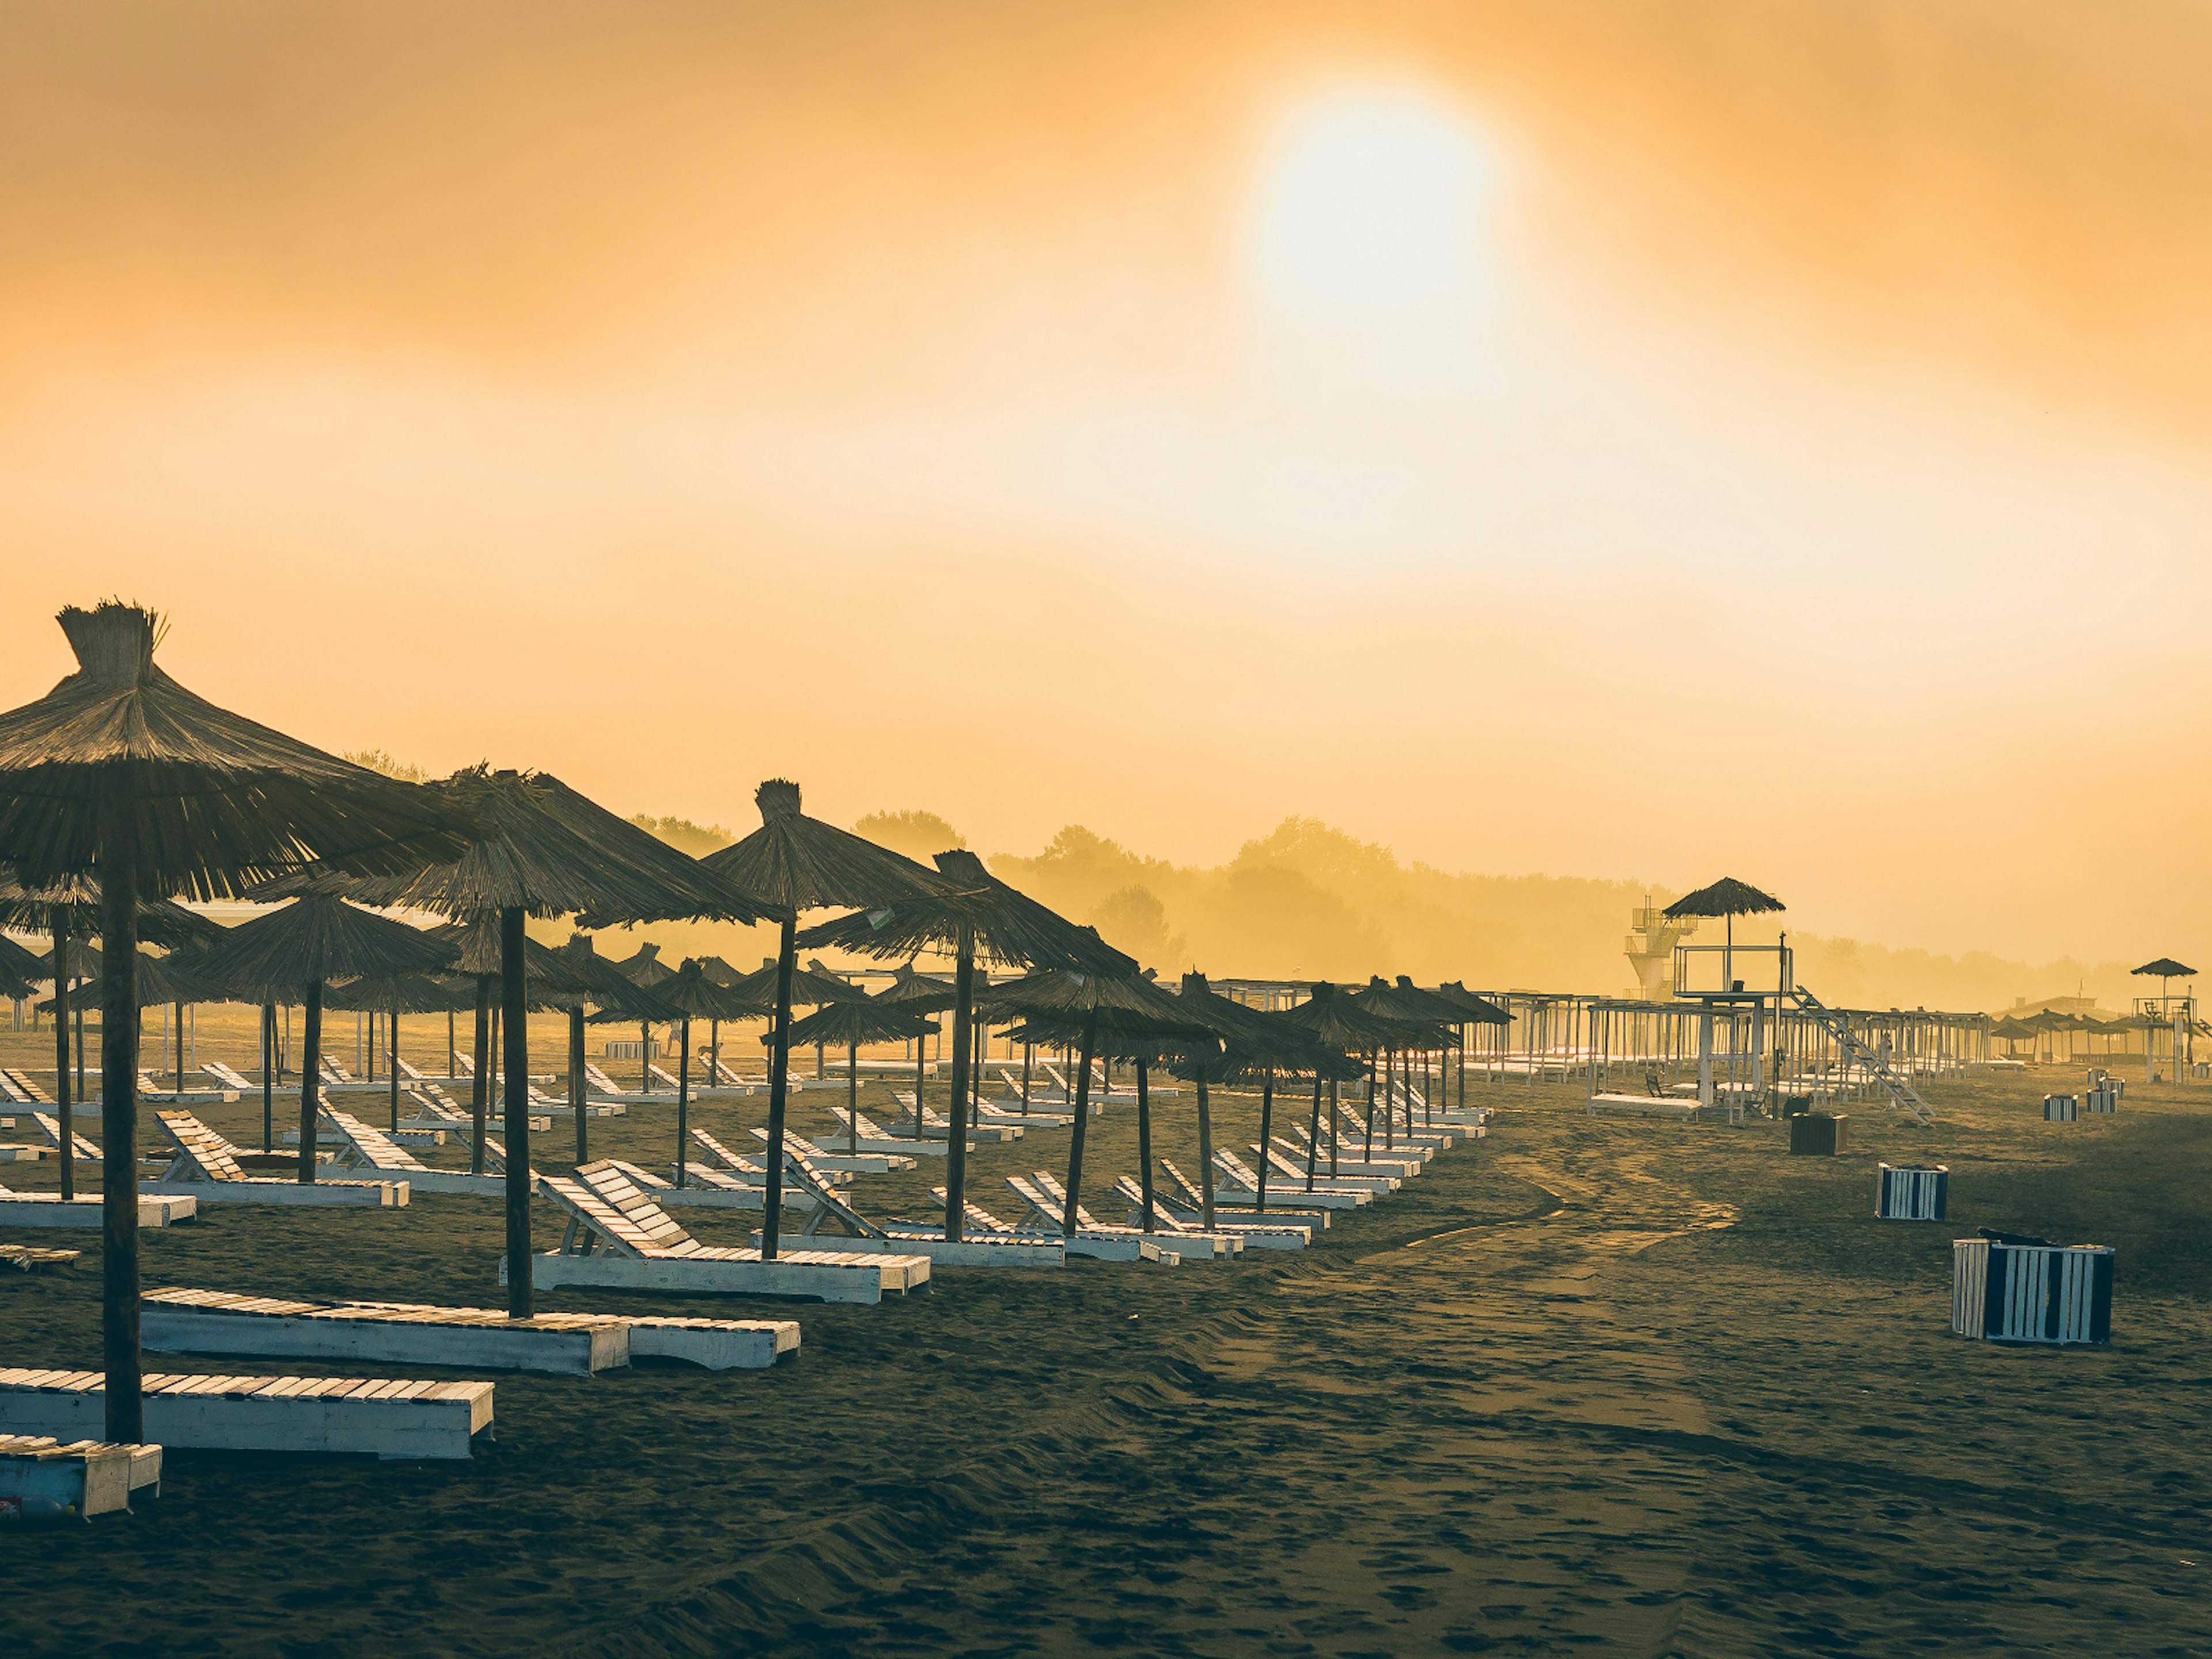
775, 1230, 1066, 1268
143, 1179, 406, 1208
0, 1370, 493, 1459
624, 1317, 798, 1369
513, 1249, 927, 1304
0, 1434, 158, 1518
141, 1294, 628, 1377
0, 1192, 196, 1228
0, 1144, 47, 1162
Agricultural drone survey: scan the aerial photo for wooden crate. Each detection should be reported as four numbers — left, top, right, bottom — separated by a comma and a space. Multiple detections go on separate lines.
1877, 1163, 1948, 1221
1789, 1113, 1848, 1156
1952, 1237, 2113, 1345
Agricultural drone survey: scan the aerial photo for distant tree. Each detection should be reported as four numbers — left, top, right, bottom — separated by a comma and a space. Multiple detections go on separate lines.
853, 809, 965, 862
342, 748, 430, 785
1088, 885, 1184, 971
627, 813, 734, 857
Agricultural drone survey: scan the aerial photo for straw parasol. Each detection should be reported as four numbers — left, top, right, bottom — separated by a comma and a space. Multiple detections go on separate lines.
254, 765, 782, 1317
547, 932, 684, 1156
1423, 979, 1513, 1112
1350, 977, 1457, 1152
613, 959, 767, 1185
777, 997, 940, 1158
325, 970, 479, 1131
1277, 983, 1403, 1184
1663, 878, 1785, 993
186, 893, 458, 1178
0, 929, 41, 999
802, 848, 1135, 1241
0, 601, 471, 1442
699, 779, 948, 1259
977, 967, 1215, 1236
871, 961, 959, 1124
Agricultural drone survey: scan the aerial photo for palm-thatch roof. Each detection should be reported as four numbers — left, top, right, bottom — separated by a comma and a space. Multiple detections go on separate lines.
980, 968, 1219, 1047
779, 997, 940, 1050
1349, 976, 1457, 1044
180, 895, 456, 1003
616, 958, 772, 1024
1664, 878, 1785, 919
0, 872, 228, 950
798, 849, 1135, 975
0, 930, 44, 999
1427, 980, 1514, 1026
1277, 982, 1403, 1054
252, 766, 784, 929
713, 955, 859, 1008
2133, 957, 2196, 979
39, 938, 104, 982
699, 778, 945, 915
613, 941, 677, 987
871, 961, 959, 1013
322, 972, 481, 1016
544, 933, 680, 1019
0, 603, 472, 899
39, 948, 221, 1011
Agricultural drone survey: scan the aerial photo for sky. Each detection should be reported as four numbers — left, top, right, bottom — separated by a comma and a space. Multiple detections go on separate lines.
3, 1, 2209, 968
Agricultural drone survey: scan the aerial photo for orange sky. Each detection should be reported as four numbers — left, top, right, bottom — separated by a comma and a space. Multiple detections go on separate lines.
3, 2, 2209, 967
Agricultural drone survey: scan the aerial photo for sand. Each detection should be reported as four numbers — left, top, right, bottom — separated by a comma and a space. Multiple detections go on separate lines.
1, 1023, 2206, 1658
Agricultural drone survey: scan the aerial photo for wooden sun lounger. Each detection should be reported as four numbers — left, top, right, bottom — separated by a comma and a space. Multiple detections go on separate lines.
0, 1433, 162, 1518
517, 1164, 931, 1304
754, 1139, 1060, 1268
149, 1111, 407, 1207
1156, 1158, 1326, 1234
816, 1107, 949, 1158
0, 1368, 493, 1459
743, 1126, 915, 1175
997, 1173, 1209, 1262
0, 1182, 196, 1228
30, 1112, 103, 1164
888, 1092, 1024, 1143
323, 1108, 517, 1197
1253, 1143, 1399, 1195
1211, 1149, 1372, 1209
140, 1286, 802, 1374
1276, 1132, 1426, 1180
1021, 1168, 1237, 1257
135, 1069, 237, 1107
1114, 1174, 1312, 1249
1, 1070, 54, 1105
1587, 1094, 1700, 1121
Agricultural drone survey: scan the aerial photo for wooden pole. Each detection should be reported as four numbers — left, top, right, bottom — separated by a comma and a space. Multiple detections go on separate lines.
1192, 1063, 1213, 1231
569, 1004, 588, 1165
173, 999, 184, 1085
469, 973, 491, 1176
51, 908, 73, 1201
675, 1013, 691, 1188
446, 1007, 455, 1080
847, 1037, 860, 1157
297, 979, 323, 1183
500, 906, 532, 1320
912, 1026, 927, 1141
942, 923, 976, 1243
1304, 1073, 1323, 1192
99, 782, 144, 1445
388, 1004, 402, 1131
1134, 1056, 1156, 1233
1253, 1069, 1271, 1213
639, 1019, 652, 1092
761, 915, 798, 1260
1020, 1041, 1033, 1114
260, 1003, 275, 1153
1059, 1007, 1100, 1236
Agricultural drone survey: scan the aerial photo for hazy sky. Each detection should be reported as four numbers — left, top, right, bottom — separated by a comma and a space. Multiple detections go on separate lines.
4, 2, 2209, 965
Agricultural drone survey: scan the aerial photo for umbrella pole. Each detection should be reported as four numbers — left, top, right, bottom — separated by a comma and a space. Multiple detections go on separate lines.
1331, 1077, 1342, 1176
501, 906, 533, 1320
261, 1003, 275, 1154
848, 1039, 859, 1157
298, 979, 323, 1184
640, 1021, 651, 1092
173, 999, 184, 1085
943, 925, 976, 1244
469, 973, 491, 1176
675, 1013, 691, 1190
1364, 1052, 1379, 1161
913, 1034, 927, 1141
1194, 1065, 1214, 1231
762, 916, 798, 1262
1060, 1009, 1099, 1236
51, 908, 72, 1202
98, 790, 145, 1445
570, 1004, 588, 1165
1021, 1042, 1032, 1115
1135, 1058, 1156, 1233
447, 1009, 455, 1080
1304, 1074, 1322, 1192
389, 1006, 402, 1131
1254, 1070, 1272, 1213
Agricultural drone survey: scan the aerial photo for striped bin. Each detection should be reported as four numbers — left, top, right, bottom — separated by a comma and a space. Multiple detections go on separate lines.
2084, 1088, 2118, 1113
1952, 1237, 2113, 1346
2043, 1094, 2078, 1122
1877, 1163, 1948, 1221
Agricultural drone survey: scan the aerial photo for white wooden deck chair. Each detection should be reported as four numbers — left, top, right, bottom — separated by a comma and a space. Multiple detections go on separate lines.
582, 1062, 623, 1095
400, 1084, 469, 1127
888, 1091, 1024, 1143
817, 1105, 948, 1158
1000, 1174, 1190, 1263
202, 1062, 257, 1094
926, 1187, 1024, 1235
150, 1110, 406, 1207
318, 1055, 354, 1085
1255, 1142, 1399, 1195
691, 1128, 851, 1189
1156, 1157, 1324, 1236
1125, 1167, 1315, 1248
647, 1063, 683, 1091
3, 1070, 55, 1105
31, 1112, 103, 1164
593, 1157, 778, 1212
1024, 1169, 1235, 1258
1212, 1147, 1370, 1210
1275, 1130, 1425, 1180
525, 1164, 929, 1304
324, 1107, 516, 1197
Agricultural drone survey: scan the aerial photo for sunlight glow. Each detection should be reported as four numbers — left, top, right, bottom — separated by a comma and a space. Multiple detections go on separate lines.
1247, 84, 1503, 320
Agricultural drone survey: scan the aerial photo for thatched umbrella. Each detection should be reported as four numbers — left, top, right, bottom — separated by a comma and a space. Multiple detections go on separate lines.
0, 602, 468, 1441
869, 961, 958, 1126
1277, 983, 1402, 1183
612, 942, 678, 1090
1350, 978, 1457, 1149
548, 932, 681, 1160
0, 929, 40, 999
977, 967, 1214, 1235
254, 765, 782, 1317
778, 997, 940, 1157
186, 895, 458, 1179
325, 970, 477, 1130
802, 849, 1135, 1241
1663, 877, 1785, 993
1427, 980, 1513, 1110
699, 779, 947, 1259
710, 954, 858, 1082
618, 959, 769, 1186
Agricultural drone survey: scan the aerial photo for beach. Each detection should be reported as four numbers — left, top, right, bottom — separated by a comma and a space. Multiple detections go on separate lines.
2, 1046, 2206, 1658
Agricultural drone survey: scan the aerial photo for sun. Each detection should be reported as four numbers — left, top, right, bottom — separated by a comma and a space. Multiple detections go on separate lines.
1246, 83, 1503, 322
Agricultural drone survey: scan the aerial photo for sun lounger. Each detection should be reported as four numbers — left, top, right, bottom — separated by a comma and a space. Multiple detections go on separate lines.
742, 1126, 914, 1175
149, 1111, 407, 1207
134, 1069, 237, 1107
1253, 1143, 1399, 1195
321, 1107, 516, 1197
141, 1286, 798, 1374
1277, 1131, 1427, 1180
816, 1106, 949, 1158
752, 1138, 1060, 1268
0, 1244, 84, 1271
689, 1128, 850, 1188
1001, 1172, 1226, 1261
887, 1092, 1025, 1143
0, 1433, 162, 1518
29, 1112, 104, 1165
930, 1187, 1171, 1264
1587, 1094, 1700, 1120
0, 1368, 493, 1459
1, 1070, 52, 1105
1211, 1149, 1372, 1209
0, 1182, 196, 1227
1041, 1063, 1135, 1105
1156, 1158, 1326, 1234
1115, 1172, 1313, 1249
518, 1164, 930, 1304
202, 1062, 261, 1094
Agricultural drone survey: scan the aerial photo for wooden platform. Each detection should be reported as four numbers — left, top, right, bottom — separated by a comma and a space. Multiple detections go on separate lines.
0, 1433, 161, 1519
1, 1245, 84, 1271
0, 1369, 495, 1459
145, 1178, 407, 1208
1588, 1094, 1698, 1120
0, 1192, 198, 1228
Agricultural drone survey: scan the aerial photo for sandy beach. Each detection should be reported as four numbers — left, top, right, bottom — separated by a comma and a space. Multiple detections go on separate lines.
2, 1035, 2205, 1658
